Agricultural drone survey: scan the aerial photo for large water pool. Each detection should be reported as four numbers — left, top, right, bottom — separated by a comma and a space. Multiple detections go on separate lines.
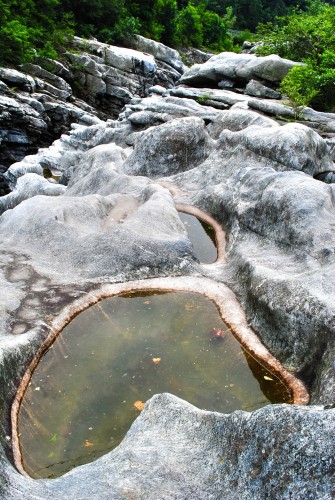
18, 291, 292, 478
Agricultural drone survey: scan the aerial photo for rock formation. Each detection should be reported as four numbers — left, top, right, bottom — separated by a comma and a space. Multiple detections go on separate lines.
0, 36, 184, 194
0, 44, 334, 498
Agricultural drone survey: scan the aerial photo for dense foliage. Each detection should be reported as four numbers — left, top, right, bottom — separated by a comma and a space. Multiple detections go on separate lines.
1, 0, 335, 111
256, 0, 335, 111
0, 0, 74, 65
0, 0, 315, 67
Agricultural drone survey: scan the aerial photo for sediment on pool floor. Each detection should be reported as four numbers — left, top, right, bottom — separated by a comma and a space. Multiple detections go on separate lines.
12, 287, 307, 479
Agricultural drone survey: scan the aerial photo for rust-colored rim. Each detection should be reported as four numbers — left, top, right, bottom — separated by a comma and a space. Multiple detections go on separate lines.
176, 203, 226, 264
11, 276, 309, 478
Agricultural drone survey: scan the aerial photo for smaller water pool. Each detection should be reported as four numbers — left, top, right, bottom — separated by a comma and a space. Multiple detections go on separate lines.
178, 211, 217, 264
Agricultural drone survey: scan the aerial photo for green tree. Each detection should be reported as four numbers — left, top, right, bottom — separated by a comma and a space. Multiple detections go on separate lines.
0, 0, 73, 65
154, 0, 178, 46
201, 10, 232, 51
98, 15, 141, 45
175, 4, 203, 47
257, 0, 335, 111
61, 0, 123, 33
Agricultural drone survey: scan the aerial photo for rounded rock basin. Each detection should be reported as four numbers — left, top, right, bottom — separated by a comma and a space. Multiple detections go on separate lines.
16, 291, 293, 479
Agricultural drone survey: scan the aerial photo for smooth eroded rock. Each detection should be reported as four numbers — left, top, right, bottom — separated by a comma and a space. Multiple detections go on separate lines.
124, 116, 214, 178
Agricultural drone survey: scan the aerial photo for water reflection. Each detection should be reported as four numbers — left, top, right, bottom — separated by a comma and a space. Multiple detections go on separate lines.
178, 212, 217, 263
18, 292, 292, 479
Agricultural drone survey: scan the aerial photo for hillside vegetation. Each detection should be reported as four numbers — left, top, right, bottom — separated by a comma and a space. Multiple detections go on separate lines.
0, 0, 328, 63
1, 0, 335, 110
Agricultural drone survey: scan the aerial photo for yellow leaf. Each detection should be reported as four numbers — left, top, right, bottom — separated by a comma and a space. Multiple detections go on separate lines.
85, 440, 93, 447
133, 400, 145, 411
264, 375, 273, 381
152, 357, 161, 364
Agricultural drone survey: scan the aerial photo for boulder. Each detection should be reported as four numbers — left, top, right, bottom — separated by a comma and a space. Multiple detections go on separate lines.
0, 173, 66, 215
0, 185, 195, 282
124, 116, 214, 177
244, 79, 282, 99
170, 85, 252, 107
130, 34, 185, 73
216, 122, 333, 176
207, 107, 279, 138
20, 63, 73, 94
218, 78, 235, 89
179, 52, 303, 87
178, 47, 215, 66
0, 36, 185, 191
121, 94, 222, 124
0, 394, 333, 499
0, 67, 36, 92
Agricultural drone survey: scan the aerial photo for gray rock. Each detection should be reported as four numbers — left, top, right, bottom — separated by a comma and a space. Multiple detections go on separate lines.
314, 171, 335, 183
0, 187, 195, 282
66, 52, 103, 78
79, 37, 157, 76
130, 34, 185, 73
325, 138, 335, 160
0, 95, 49, 183
179, 52, 303, 87
218, 78, 235, 88
248, 98, 297, 118
20, 63, 73, 94
67, 142, 128, 192
207, 107, 279, 138
245, 79, 282, 99
0, 394, 334, 499
0, 80, 9, 91
0, 53, 335, 500
36, 57, 73, 79
170, 85, 252, 107
0, 173, 66, 214
0, 67, 36, 92
179, 47, 215, 66
85, 73, 107, 94
217, 122, 332, 176
148, 85, 167, 95
124, 117, 214, 177
122, 94, 223, 124
128, 110, 170, 126
242, 40, 264, 54
34, 77, 71, 100
0, 36, 185, 186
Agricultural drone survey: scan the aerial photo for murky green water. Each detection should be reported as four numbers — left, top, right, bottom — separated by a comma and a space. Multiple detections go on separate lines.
18, 292, 292, 479
178, 212, 217, 263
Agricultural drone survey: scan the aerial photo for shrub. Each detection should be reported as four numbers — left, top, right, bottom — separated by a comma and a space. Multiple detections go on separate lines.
175, 4, 203, 48
256, 1, 335, 111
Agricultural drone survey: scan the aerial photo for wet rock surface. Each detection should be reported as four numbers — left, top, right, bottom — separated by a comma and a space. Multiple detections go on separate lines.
2, 394, 335, 499
0, 49, 334, 498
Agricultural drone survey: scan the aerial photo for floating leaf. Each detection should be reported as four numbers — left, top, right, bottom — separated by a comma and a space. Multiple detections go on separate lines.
210, 328, 226, 340
152, 358, 161, 364
229, 384, 235, 388
133, 400, 145, 411
264, 375, 273, 381
50, 434, 58, 443
143, 300, 151, 304
85, 440, 93, 447
34, 387, 40, 391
